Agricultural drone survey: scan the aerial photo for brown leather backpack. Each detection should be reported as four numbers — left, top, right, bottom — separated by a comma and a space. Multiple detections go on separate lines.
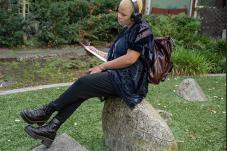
148, 37, 174, 84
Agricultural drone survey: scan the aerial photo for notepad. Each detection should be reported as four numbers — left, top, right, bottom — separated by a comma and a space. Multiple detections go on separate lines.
79, 42, 107, 62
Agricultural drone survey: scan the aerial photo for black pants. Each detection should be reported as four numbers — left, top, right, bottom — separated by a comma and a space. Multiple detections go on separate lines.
49, 72, 118, 123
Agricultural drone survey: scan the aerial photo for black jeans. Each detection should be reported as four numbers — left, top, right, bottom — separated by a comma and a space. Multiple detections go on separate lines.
49, 72, 118, 123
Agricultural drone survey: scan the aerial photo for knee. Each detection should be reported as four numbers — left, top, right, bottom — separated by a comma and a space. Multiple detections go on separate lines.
75, 75, 88, 86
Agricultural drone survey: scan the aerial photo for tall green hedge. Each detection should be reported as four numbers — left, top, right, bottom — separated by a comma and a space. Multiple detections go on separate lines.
0, 0, 120, 47
0, 8, 25, 47
0, 1, 225, 74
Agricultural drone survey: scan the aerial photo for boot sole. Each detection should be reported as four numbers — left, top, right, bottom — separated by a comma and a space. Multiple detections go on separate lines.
24, 125, 54, 147
20, 111, 45, 126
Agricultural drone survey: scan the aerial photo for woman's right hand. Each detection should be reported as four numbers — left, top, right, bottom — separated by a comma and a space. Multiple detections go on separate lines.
88, 65, 104, 74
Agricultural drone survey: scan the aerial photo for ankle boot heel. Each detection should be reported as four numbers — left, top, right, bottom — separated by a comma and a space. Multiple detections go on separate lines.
41, 139, 53, 147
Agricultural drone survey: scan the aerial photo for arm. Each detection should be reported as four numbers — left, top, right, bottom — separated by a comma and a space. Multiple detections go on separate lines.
101, 49, 140, 69
89, 49, 140, 74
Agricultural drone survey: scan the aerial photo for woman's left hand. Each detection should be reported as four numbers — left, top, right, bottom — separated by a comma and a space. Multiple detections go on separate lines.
88, 65, 103, 74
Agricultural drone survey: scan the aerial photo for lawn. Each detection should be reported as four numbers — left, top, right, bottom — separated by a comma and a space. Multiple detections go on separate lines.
0, 56, 102, 90
0, 76, 225, 151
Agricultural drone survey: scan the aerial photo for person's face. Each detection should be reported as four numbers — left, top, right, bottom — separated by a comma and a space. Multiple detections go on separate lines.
117, 4, 134, 27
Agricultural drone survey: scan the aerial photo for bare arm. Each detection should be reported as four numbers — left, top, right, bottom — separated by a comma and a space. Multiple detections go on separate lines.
100, 49, 141, 70
89, 49, 140, 74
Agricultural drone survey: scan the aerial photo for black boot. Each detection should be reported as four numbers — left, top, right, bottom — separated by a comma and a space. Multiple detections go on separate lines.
24, 118, 62, 147
20, 104, 55, 126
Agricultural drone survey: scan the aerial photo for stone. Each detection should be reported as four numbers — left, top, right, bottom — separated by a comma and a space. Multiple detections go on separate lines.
222, 29, 226, 39
176, 78, 207, 101
0, 71, 4, 79
102, 98, 177, 151
31, 133, 88, 151
156, 109, 172, 126
0, 81, 15, 88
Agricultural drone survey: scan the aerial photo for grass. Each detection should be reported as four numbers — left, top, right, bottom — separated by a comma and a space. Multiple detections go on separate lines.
0, 56, 102, 90
0, 76, 225, 151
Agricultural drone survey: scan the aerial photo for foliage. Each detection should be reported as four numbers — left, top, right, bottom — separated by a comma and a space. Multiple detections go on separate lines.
0, 76, 225, 150
24, 0, 120, 46
0, 57, 101, 90
0, 9, 25, 47
28, 1, 80, 46
0, 0, 225, 74
144, 14, 225, 74
144, 14, 202, 49
88, 0, 120, 15
78, 13, 121, 42
171, 46, 211, 75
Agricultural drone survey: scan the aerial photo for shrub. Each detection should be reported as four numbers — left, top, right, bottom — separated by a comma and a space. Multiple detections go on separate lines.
144, 14, 201, 49
171, 46, 211, 76
144, 14, 225, 74
79, 13, 121, 42
89, 0, 120, 15
67, 0, 90, 23
26, 0, 119, 46
29, 1, 82, 46
201, 40, 226, 73
0, 9, 25, 47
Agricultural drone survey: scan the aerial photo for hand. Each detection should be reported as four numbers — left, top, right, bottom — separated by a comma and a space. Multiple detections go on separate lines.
88, 65, 104, 74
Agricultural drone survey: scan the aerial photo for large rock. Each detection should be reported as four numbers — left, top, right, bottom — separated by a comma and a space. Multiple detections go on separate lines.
176, 78, 207, 101
102, 98, 177, 151
31, 133, 88, 151
156, 109, 172, 126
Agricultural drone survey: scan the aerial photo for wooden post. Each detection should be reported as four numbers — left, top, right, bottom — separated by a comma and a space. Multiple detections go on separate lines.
8, 0, 12, 11
22, 0, 26, 19
27, 0, 29, 16
18, 0, 20, 15
144, 0, 151, 15
193, 0, 198, 18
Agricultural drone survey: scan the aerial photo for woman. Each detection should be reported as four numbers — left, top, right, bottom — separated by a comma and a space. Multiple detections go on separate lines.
20, 0, 154, 147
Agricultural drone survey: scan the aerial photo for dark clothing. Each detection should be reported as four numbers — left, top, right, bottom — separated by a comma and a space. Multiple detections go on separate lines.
49, 21, 154, 122
107, 20, 154, 107
50, 72, 118, 123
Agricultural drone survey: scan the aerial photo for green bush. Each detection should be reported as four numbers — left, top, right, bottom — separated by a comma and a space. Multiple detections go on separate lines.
68, 0, 90, 23
29, 1, 82, 46
171, 46, 211, 76
0, 9, 25, 47
144, 14, 201, 49
187, 37, 226, 73
79, 13, 121, 42
26, 0, 120, 46
0, 1, 225, 74
144, 14, 225, 73
89, 0, 120, 15
38, 2, 71, 45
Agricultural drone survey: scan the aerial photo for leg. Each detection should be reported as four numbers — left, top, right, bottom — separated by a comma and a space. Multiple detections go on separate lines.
20, 72, 117, 125
50, 72, 117, 111
24, 72, 118, 147
49, 71, 118, 123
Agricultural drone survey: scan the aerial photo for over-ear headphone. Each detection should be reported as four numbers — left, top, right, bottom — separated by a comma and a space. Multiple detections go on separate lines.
130, 0, 142, 22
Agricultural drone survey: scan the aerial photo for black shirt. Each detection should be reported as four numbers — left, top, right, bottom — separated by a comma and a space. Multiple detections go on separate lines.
107, 20, 154, 108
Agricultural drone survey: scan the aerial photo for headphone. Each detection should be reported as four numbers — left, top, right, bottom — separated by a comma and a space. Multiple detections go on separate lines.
130, 0, 142, 22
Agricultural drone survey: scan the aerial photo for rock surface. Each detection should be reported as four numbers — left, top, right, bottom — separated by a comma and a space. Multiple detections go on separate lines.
31, 133, 88, 151
102, 98, 177, 151
156, 109, 172, 126
176, 78, 207, 101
